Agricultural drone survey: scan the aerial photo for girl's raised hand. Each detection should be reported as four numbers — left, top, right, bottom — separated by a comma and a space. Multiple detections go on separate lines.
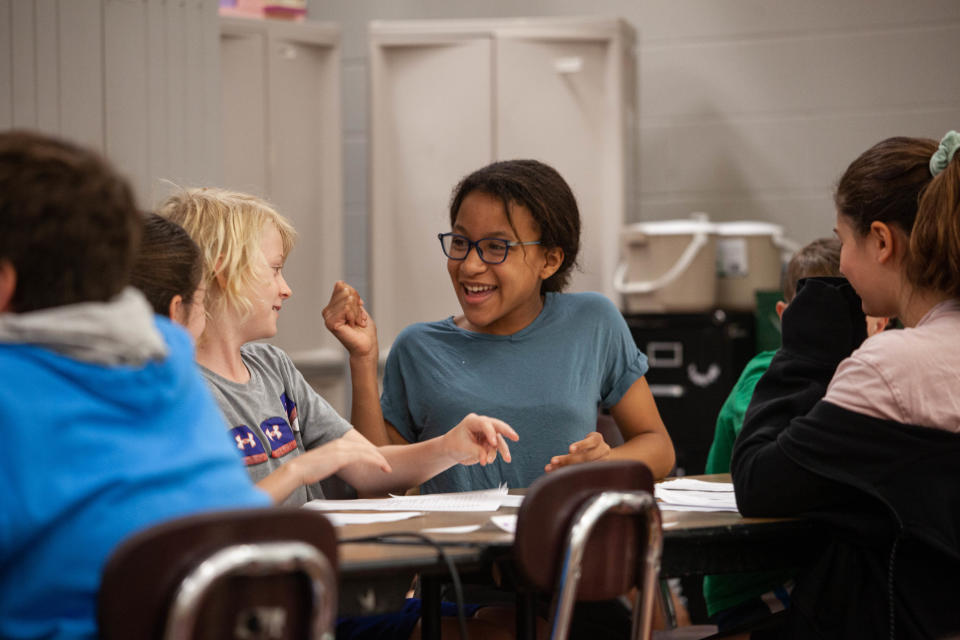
544, 431, 611, 472
322, 281, 377, 359
441, 413, 519, 466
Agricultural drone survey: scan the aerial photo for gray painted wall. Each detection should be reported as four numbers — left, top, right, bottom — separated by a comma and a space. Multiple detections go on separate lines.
308, 0, 960, 304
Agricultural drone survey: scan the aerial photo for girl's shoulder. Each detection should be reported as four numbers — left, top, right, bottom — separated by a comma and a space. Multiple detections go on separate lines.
547, 291, 623, 323
853, 300, 960, 367
827, 304, 960, 428
395, 318, 460, 343
549, 291, 618, 312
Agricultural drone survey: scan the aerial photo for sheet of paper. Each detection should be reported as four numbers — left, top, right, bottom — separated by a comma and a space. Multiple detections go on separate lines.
655, 481, 739, 513
657, 478, 734, 492
658, 504, 737, 512
306, 485, 509, 513
490, 514, 517, 534
499, 494, 524, 508
421, 524, 482, 534
321, 511, 423, 527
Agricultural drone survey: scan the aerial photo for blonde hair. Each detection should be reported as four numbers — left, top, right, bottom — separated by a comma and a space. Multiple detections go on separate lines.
157, 187, 297, 317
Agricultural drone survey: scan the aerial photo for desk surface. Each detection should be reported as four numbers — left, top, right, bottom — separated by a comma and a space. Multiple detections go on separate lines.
333, 475, 826, 614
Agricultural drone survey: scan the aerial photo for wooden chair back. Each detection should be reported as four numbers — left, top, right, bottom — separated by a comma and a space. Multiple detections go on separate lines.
514, 461, 662, 640
98, 507, 338, 640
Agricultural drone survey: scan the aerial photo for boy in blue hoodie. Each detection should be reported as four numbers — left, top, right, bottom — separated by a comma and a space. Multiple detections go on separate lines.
0, 131, 270, 640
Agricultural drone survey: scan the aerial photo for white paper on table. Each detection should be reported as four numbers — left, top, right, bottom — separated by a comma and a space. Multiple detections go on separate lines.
657, 503, 739, 513
657, 478, 734, 492
499, 494, 524, 508
490, 514, 517, 534
421, 524, 483, 534
320, 511, 423, 526
655, 483, 739, 513
305, 484, 509, 513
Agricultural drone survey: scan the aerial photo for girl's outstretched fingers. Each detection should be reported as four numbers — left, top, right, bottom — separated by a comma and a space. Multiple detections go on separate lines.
544, 431, 610, 472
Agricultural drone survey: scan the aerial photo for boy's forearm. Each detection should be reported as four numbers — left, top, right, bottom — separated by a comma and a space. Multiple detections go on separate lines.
356, 437, 454, 494
254, 462, 301, 504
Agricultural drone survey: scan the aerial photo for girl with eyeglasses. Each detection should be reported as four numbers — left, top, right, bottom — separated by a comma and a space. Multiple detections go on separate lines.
337, 159, 675, 494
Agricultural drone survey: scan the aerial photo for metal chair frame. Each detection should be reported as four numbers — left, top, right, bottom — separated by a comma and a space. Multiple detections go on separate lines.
163, 541, 337, 640
548, 490, 663, 640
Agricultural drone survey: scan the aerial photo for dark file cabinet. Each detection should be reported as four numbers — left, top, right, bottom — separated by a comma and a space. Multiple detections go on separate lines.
625, 310, 756, 476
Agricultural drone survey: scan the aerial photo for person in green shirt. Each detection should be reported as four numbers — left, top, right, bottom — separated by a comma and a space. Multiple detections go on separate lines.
703, 237, 888, 632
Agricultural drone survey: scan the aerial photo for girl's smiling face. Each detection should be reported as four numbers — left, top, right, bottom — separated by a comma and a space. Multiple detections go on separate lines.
448, 190, 562, 335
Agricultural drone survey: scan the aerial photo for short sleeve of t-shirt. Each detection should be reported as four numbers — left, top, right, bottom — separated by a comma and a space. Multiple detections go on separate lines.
253, 344, 353, 449
380, 292, 649, 492
201, 343, 352, 505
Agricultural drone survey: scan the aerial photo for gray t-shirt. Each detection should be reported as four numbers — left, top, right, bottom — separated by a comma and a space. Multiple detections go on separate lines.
381, 291, 648, 493
201, 343, 352, 506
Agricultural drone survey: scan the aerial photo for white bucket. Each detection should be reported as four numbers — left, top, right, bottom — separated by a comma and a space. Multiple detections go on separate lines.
614, 216, 717, 313
714, 221, 798, 310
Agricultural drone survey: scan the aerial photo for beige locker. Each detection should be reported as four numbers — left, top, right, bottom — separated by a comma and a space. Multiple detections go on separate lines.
369, 17, 637, 353
220, 16, 346, 414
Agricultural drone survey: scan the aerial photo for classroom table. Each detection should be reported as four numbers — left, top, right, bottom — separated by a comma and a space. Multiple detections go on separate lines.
333, 474, 827, 639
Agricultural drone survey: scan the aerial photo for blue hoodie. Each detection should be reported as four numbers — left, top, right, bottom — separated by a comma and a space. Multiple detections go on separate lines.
0, 290, 270, 639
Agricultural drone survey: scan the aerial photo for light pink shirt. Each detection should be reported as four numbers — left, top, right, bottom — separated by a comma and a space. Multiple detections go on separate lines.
824, 299, 960, 432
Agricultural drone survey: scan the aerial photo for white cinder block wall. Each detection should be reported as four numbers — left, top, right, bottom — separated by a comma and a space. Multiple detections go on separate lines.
308, 0, 960, 307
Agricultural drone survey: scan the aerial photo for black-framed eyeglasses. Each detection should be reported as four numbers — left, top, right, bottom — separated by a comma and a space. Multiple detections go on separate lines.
438, 232, 541, 265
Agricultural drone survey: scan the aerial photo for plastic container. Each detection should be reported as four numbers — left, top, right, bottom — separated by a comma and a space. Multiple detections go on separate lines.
714, 221, 797, 310
614, 215, 718, 313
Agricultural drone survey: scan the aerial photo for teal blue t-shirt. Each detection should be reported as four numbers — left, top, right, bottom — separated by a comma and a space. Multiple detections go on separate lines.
380, 292, 648, 494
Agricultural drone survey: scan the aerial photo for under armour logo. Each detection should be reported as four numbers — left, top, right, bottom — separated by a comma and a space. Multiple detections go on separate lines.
235, 433, 256, 450
264, 425, 282, 441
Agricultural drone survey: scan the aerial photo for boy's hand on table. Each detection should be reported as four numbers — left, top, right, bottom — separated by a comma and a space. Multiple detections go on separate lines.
322, 280, 378, 359
545, 431, 611, 472
442, 413, 519, 466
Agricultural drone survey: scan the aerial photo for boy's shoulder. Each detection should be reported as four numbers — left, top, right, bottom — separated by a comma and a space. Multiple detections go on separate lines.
241, 341, 291, 363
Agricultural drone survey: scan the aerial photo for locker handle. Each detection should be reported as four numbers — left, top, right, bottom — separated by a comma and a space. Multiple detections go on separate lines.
554, 57, 583, 74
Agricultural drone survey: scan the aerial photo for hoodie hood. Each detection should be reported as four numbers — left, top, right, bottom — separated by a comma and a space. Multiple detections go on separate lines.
0, 288, 167, 366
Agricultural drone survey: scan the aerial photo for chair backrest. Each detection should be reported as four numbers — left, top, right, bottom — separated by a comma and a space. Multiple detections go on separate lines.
514, 461, 662, 640
98, 507, 338, 640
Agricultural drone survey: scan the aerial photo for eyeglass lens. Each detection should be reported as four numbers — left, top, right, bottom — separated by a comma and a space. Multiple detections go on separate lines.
442, 235, 510, 264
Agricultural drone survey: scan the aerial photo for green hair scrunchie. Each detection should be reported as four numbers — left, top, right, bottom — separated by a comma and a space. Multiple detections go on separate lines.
930, 130, 960, 176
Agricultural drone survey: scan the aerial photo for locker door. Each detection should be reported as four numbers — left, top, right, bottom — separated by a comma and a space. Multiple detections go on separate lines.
58, 0, 104, 151
220, 28, 269, 198
370, 37, 493, 348
495, 36, 613, 298
266, 29, 342, 357
105, 0, 149, 202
